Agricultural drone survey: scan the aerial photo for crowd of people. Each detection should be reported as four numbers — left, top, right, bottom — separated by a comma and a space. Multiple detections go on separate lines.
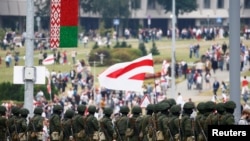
0, 97, 249, 141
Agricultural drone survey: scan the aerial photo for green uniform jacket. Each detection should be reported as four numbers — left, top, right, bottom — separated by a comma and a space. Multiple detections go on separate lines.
115, 115, 129, 141
0, 116, 7, 140
72, 114, 88, 141
127, 115, 143, 141
49, 114, 61, 133
86, 114, 99, 139
100, 116, 116, 141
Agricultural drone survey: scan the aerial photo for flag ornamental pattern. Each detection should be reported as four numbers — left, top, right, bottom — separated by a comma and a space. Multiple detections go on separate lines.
50, 0, 78, 48
98, 54, 154, 92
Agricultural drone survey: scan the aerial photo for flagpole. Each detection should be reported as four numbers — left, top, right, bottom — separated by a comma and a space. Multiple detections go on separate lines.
171, 0, 176, 99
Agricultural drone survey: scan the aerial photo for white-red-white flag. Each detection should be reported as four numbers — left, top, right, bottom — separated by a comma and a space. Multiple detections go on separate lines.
43, 54, 54, 65
98, 54, 154, 92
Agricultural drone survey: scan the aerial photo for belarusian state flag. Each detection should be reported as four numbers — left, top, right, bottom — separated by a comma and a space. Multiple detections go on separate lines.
50, 0, 78, 48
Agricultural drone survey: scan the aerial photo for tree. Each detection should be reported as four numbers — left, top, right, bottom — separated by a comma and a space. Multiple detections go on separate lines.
81, 0, 131, 28
157, 0, 198, 17
150, 41, 160, 55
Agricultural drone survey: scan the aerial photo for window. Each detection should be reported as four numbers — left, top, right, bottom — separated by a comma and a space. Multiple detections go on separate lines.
244, 0, 250, 9
131, 0, 141, 9
204, 0, 211, 9
217, 0, 224, 9
148, 0, 156, 9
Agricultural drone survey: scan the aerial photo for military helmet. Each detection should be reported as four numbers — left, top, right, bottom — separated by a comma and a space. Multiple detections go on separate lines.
197, 102, 206, 112
88, 105, 96, 113
103, 107, 113, 115
183, 102, 195, 109
205, 101, 216, 110
34, 107, 43, 114
0, 106, 7, 114
20, 108, 29, 116
132, 106, 142, 114
215, 102, 225, 113
120, 106, 130, 114
224, 101, 236, 110
166, 98, 177, 107
65, 109, 75, 118
146, 104, 155, 111
11, 106, 20, 115
53, 105, 63, 112
77, 105, 86, 113
170, 105, 181, 114
158, 102, 170, 111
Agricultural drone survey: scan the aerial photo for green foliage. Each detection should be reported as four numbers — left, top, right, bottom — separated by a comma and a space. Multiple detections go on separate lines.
150, 41, 160, 55
92, 42, 99, 49
113, 41, 130, 48
138, 42, 148, 56
0, 28, 5, 43
110, 48, 142, 64
157, 0, 198, 17
0, 80, 58, 102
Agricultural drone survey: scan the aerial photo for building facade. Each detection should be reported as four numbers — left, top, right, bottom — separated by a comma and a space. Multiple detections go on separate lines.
0, 0, 249, 34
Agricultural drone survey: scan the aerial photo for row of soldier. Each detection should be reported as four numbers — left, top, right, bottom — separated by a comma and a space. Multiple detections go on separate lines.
0, 98, 236, 141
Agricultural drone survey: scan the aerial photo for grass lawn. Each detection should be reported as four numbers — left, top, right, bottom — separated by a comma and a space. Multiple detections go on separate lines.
0, 37, 249, 86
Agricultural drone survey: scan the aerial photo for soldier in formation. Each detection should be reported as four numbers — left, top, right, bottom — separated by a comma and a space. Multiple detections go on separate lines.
28, 106, 44, 141
0, 99, 239, 141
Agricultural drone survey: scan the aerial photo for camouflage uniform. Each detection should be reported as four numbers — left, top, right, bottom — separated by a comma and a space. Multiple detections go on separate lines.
181, 102, 196, 141
28, 106, 44, 141
99, 107, 116, 141
126, 106, 143, 141
204, 101, 216, 138
214, 102, 226, 125
220, 101, 236, 125
49, 105, 63, 141
115, 106, 130, 141
195, 102, 207, 141
7, 106, 20, 141
159, 102, 171, 141
16, 108, 29, 141
0, 106, 7, 141
168, 105, 182, 141
141, 104, 154, 141
72, 105, 87, 141
61, 109, 75, 141
85, 105, 99, 141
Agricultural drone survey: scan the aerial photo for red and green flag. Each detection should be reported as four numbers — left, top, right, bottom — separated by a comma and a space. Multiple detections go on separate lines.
50, 0, 78, 48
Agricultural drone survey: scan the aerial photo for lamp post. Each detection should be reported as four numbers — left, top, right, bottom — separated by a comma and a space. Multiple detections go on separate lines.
207, 14, 210, 28
90, 53, 105, 102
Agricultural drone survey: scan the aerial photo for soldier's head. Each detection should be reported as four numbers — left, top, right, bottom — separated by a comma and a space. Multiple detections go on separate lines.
205, 101, 216, 113
53, 105, 63, 115
166, 98, 177, 108
146, 104, 154, 115
159, 102, 170, 114
132, 106, 142, 115
77, 104, 86, 114
34, 107, 43, 115
20, 108, 29, 118
224, 100, 236, 114
170, 104, 181, 116
183, 102, 195, 115
215, 102, 225, 114
11, 106, 20, 116
120, 106, 130, 115
65, 109, 75, 118
0, 106, 6, 115
103, 107, 113, 117
197, 102, 206, 114
88, 105, 96, 114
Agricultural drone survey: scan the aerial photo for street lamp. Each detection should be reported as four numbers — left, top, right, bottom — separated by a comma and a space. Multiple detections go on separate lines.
90, 53, 105, 102
207, 14, 210, 28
